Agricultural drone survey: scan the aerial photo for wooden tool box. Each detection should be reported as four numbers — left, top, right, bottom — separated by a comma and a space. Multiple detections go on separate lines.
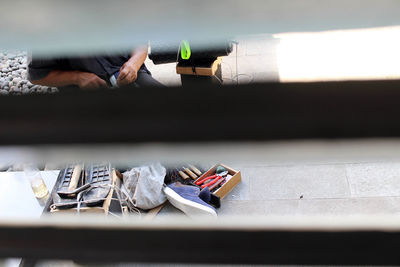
194, 164, 241, 199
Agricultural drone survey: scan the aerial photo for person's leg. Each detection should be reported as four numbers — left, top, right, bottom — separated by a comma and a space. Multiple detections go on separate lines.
134, 70, 165, 87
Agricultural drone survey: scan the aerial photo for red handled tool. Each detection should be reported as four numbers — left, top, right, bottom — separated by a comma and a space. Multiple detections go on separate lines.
197, 171, 228, 189
195, 170, 227, 185
209, 178, 226, 191
195, 174, 217, 185
201, 177, 222, 189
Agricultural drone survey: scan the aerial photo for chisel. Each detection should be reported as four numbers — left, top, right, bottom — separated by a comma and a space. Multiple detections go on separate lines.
178, 169, 190, 180
183, 167, 198, 179
189, 164, 202, 176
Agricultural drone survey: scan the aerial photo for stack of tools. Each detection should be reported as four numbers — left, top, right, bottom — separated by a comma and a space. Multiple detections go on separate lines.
178, 165, 203, 180
164, 164, 236, 195
49, 163, 122, 214
164, 164, 221, 210
194, 165, 232, 193
164, 165, 205, 185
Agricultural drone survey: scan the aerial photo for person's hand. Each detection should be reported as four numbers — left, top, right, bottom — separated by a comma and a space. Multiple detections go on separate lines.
117, 62, 138, 86
76, 72, 107, 89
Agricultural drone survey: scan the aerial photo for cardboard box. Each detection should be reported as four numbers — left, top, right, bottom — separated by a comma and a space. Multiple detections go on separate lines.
195, 164, 241, 199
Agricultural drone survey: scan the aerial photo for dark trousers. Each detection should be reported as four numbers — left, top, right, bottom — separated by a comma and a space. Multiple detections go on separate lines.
60, 70, 164, 91
134, 70, 165, 87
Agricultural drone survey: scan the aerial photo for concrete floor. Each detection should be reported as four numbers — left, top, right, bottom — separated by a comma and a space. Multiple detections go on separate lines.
150, 26, 400, 217
147, 25, 400, 86
158, 160, 400, 217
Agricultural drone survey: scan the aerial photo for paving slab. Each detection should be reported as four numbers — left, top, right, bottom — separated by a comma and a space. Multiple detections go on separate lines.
346, 162, 400, 198
243, 34, 279, 57
248, 164, 350, 201
158, 162, 400, 217
218, 200, 299, 216
157, 201, 185, 217
222, 54, 279, 84
297, 197, 400, 215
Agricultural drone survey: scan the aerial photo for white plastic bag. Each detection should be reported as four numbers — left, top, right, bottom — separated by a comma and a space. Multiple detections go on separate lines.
122, 163, 167, 210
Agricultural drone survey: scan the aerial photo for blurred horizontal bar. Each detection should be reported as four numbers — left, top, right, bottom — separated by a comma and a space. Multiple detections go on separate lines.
2, 215, 400, 264
2, 80, 400, 145
4, 139, 400, 167
1, 0, 400, 54
2, 80, 400, 165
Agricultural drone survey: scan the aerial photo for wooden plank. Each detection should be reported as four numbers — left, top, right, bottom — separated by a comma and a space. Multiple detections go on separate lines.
176, 57, 222, 76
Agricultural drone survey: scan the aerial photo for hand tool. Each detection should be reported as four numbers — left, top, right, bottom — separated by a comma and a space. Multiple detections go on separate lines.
195, 170, 228, 186
201, 174, 227, 189
69, 165, 83, 191
177, 168, 190, 180
189, 164, 202, 176
183, 166, 198, 179
209, 178, 226, 191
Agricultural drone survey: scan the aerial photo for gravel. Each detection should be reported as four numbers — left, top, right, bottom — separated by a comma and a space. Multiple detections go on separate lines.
0, 50, 58, 95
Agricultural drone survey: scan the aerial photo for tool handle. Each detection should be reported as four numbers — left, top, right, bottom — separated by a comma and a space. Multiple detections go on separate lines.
184, 168, 198, 179
202, 179, 213, 184
201, 176, 222, 189
68, 164, 82, 191
195, 174, 217, 185
178, 171, 190, 180
209, 178, 225, 191
189, 165, 202, 176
